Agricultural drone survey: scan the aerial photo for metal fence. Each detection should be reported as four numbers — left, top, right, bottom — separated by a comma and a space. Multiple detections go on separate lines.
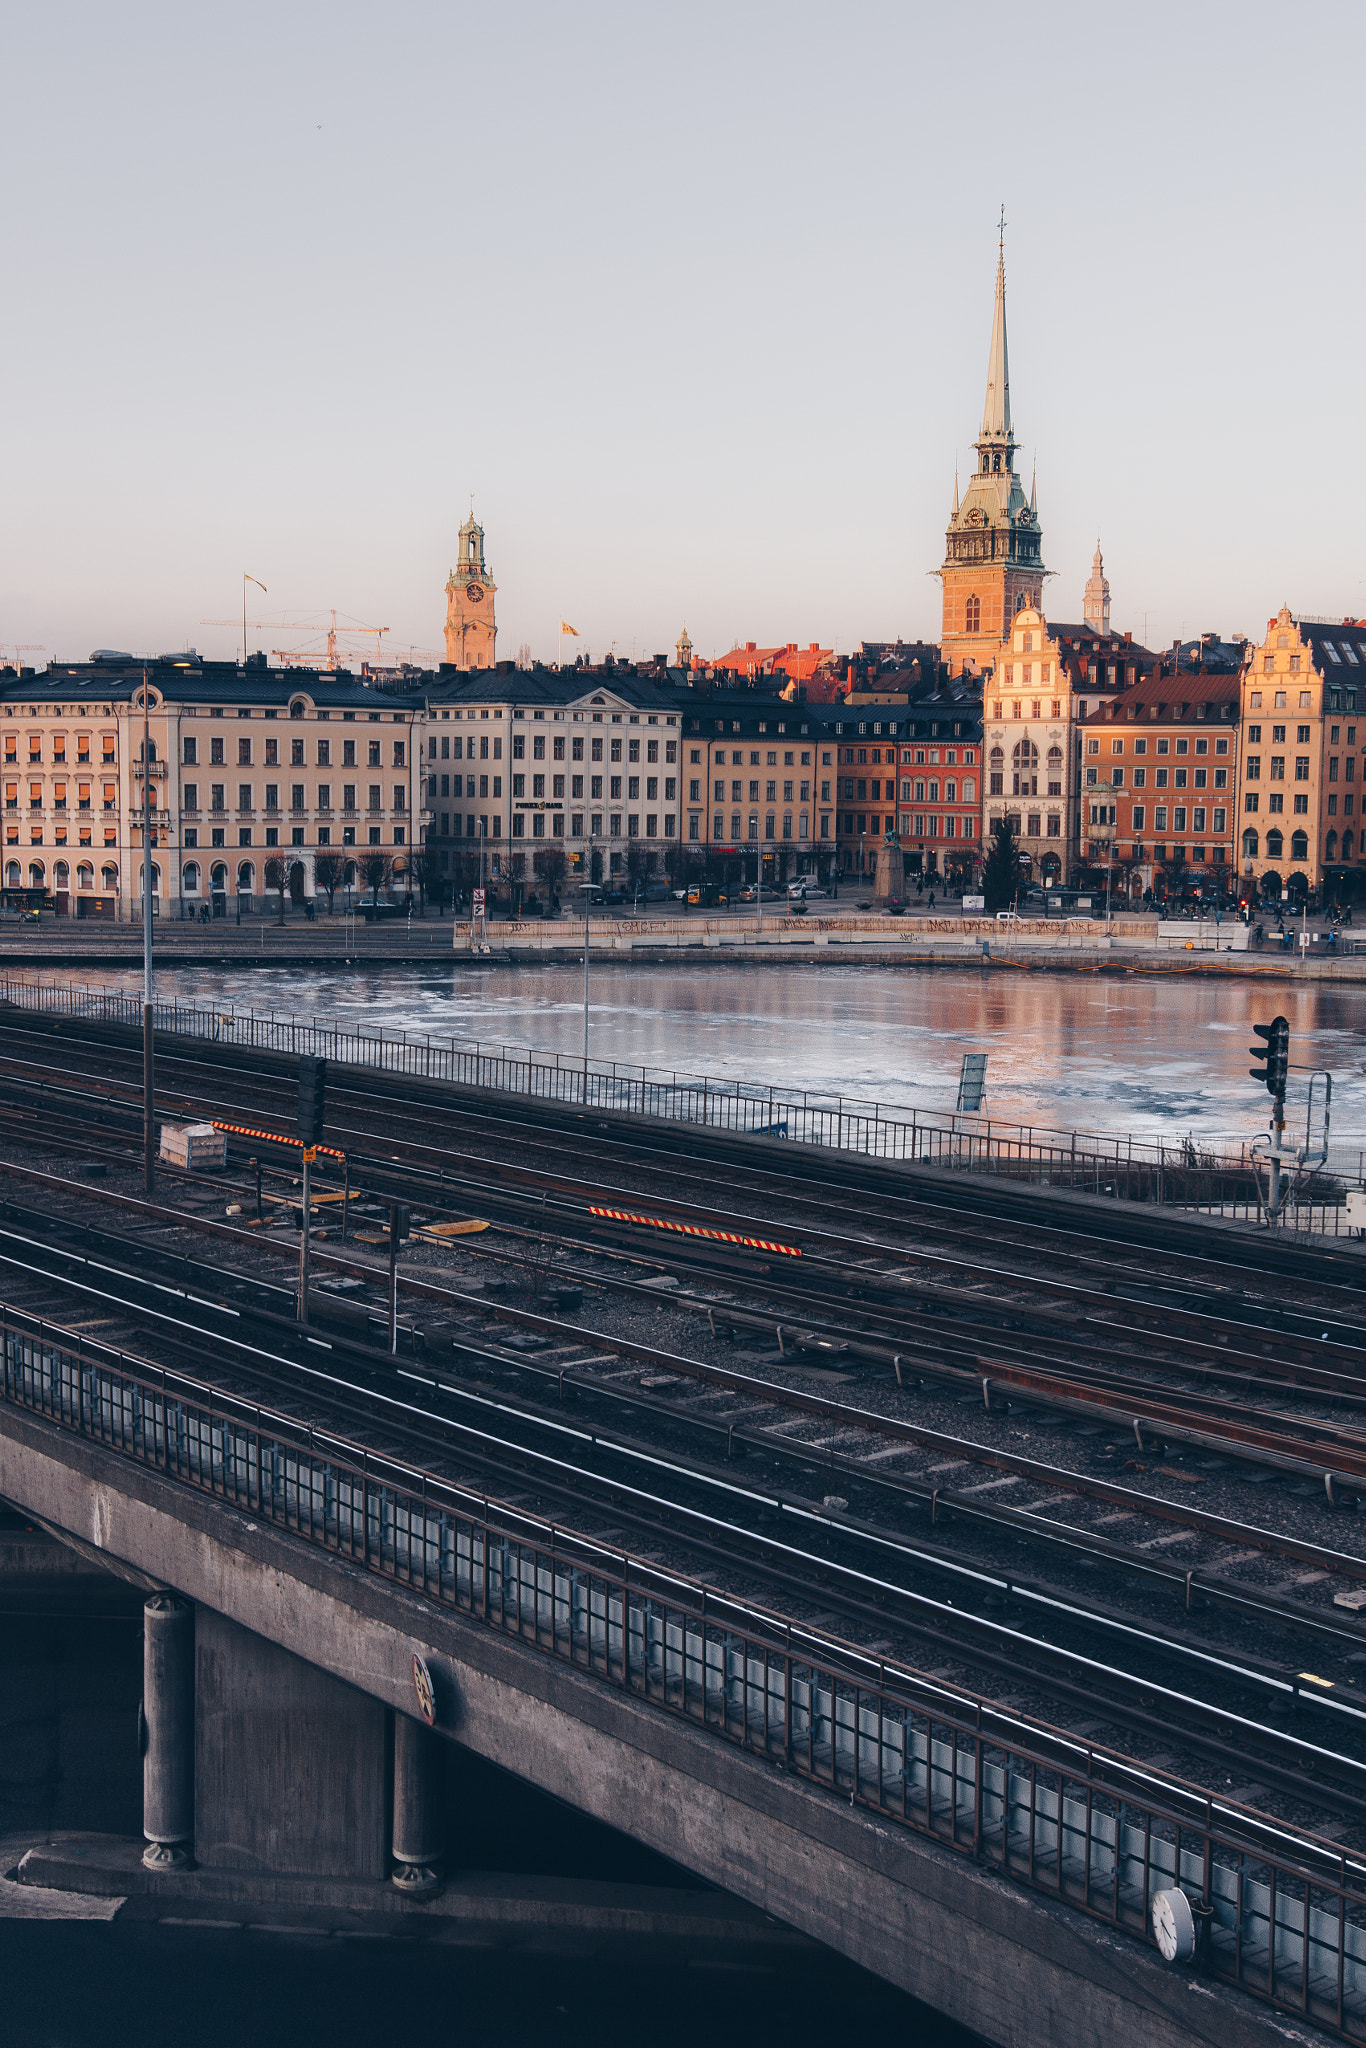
4, 1305, 1366, 2038
0, 973, 1358, 1233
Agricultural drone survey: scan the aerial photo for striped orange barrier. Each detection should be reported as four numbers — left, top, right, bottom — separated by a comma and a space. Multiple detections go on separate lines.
211, 1119, 346, 1164
588, 1204, 801, 1258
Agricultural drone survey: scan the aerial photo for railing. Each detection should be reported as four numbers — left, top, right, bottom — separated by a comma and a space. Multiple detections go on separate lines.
4, 1308, 1366, 2038
0, 974, 1358, 1232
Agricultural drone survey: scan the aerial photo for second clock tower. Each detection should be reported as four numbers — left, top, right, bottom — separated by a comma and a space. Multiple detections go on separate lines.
444, 510, 498, 670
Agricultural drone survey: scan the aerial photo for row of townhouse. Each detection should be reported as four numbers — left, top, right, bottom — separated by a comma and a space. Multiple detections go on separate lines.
10, 606, 1357, 917
981, 604, 1366, 902
421, 671, 985, 884
0, 657, 424, 916
1, 652, 988, 914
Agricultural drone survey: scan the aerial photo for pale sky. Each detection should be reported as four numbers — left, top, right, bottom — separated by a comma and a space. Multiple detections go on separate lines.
4, 1, 1363, 671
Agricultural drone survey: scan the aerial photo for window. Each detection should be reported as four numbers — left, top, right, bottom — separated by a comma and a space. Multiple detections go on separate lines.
237, 738, 251, 765
964, 595, 980, 634
210, 736, 224, 765
183, 737, 197, 765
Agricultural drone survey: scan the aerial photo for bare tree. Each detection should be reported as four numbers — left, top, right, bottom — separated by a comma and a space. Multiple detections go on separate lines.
625, 842, 652, 893
313, 850, 345, 914
263, 855, 287, 926
532, 846, 567, 899
408, 843, 444, 913
357, 850, 393, 899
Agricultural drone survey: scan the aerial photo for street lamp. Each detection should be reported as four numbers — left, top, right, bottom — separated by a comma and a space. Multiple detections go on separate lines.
242, 574, 267, 667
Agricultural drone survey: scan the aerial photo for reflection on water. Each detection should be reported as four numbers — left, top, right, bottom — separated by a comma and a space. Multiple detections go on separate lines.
63, 961, 1366, 1156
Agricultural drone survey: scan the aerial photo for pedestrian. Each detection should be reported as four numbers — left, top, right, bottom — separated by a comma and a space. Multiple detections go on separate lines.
927, 890, 936, 912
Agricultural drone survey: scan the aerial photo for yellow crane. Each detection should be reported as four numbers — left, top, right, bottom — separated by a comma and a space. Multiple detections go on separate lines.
199, 611, 389, 671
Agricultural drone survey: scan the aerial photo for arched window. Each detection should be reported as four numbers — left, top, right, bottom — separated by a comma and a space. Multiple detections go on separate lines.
182, 861, 200, 893
989, 745, 1004, 766
1242, 829, 1259, 857
1290, 830, 1309, 862
139, 738, 157, 762
54, 859, 69, 887
965, 595, 981, 635
5, 860, 20, 887
1046, 745, 1062, 766
210, 862, 228, 892
137, 861, 161, 895
76, 862, 94, 890
1011, 738, 1038, 797
798, 810, 809, 840
1011, 740, 1039, 768
29, 860, 45, 887
236, 860, 254, 892
1345, 830, 1356, 860
290, 700, 307, 719
101, 863, 118, 892
343, 860, 357, 886
1265, 829, 1284, 859
1326, 831, 1339, 862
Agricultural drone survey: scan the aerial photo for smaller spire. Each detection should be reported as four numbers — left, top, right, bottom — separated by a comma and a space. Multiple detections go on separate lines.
952, 461, 959, 517
1029, 460, 1037, 519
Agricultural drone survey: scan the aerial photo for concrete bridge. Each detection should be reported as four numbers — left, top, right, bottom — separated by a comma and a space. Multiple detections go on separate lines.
0, 1344, 1316, 2046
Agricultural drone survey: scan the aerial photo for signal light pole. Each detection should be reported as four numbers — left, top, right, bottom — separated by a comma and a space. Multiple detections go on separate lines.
296, 1055, 327, 1322
1249, 1015, 1290, 1221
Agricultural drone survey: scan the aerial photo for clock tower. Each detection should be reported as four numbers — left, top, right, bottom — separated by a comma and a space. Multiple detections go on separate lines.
444, 510, 498, 670
938, 230, 1045, 677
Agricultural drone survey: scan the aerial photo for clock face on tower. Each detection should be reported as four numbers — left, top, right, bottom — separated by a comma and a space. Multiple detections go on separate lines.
466, 583, 484, 603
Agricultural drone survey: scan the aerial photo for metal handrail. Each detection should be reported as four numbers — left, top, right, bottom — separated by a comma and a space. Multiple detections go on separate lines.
4, 1304, 1366, 2036
0, 974, 1358, 1222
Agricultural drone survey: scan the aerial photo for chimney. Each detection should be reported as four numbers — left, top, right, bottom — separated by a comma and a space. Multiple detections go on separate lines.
1124, 630, 1132, 646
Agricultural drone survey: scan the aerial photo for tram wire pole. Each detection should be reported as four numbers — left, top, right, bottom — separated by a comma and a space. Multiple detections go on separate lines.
141, 670, 155, 1197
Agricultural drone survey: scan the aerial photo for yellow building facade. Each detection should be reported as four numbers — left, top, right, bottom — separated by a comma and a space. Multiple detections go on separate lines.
1235, 606, 1366, 900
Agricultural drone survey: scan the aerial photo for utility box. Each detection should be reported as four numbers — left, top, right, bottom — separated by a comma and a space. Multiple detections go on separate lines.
1344, 1188, 1366, 1237
159, 1122, 227, 1172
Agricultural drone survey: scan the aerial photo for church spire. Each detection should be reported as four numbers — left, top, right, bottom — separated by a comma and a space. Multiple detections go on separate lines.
981, 208, 1011, 438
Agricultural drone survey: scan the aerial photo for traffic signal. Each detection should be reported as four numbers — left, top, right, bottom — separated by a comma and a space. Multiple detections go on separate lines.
1249, 1016, 1290, 1097
389, 1202, 411, 1251
297, 1054, 328, 1145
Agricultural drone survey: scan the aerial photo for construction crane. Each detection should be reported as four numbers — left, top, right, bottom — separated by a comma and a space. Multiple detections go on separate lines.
199, 611, 389, 671
1, 644, 44, 670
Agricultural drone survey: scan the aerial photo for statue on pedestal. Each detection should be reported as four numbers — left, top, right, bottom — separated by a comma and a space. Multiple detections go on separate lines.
873, 827, 905, 906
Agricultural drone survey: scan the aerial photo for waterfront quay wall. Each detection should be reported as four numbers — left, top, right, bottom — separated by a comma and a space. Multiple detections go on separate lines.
2, 915, 1364, 981
0, 1399, 1308, 2047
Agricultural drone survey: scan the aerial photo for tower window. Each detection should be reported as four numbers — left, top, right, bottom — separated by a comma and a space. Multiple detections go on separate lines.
965, 595, 981, 635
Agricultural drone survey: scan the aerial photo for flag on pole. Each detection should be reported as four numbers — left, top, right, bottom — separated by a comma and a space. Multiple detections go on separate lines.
559, 620, 579, 636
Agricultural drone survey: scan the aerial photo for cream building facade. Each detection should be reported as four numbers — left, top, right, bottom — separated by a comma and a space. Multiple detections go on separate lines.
1, 659, 425, 917
982, 606, 1079, 882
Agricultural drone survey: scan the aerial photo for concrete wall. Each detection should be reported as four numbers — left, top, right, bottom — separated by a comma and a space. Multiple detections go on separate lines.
0, 1404, 1309, 2047
194, 1607, 388, 1878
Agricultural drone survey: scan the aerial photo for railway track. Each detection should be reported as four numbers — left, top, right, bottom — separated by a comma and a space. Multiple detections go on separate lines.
6, 1161, 1366, 1848
6, 1045, 1366, 1505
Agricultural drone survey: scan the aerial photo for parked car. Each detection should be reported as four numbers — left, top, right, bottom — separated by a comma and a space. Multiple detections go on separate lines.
358, 895, 404, 921
686, 885, 729, 907
787, 881, 827, 900
643, 880, 672, 901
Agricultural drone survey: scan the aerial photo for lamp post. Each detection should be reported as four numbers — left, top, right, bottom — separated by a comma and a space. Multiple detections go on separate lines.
582, 830, 593, 1104
140, 673, 155, 1196
242, 574, 266, 667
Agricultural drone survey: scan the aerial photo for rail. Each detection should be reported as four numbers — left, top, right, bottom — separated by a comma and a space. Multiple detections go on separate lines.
0, 974, 1359, 1232
4, 1307, 1366, 2038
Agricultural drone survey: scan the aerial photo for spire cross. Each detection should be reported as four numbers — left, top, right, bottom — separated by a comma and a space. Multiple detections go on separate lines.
998, 203, 1006, 253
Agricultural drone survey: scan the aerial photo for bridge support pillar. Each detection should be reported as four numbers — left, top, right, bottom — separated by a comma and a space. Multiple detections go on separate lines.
142, 1591, 194, 1870
391, 1713, 444, 1896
